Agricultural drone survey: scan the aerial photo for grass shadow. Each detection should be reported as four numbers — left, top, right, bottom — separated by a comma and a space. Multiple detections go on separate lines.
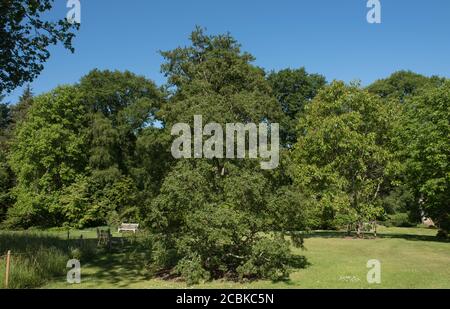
302, 229, 449, 243
77, 238, 155, 288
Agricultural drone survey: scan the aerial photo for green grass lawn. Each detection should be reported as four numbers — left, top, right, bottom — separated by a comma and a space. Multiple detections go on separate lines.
2, 226, 449, 289
0, 227, 450, 289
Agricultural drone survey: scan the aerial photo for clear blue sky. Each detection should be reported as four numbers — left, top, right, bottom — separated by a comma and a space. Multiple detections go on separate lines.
5, 0, 450, 103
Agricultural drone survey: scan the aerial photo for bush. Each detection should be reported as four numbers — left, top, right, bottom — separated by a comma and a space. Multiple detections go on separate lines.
172, 254, 210, 286
143, 234, 179, 274
383, 213, 417, 228
147, 203, 308, 285
237, 237, 293, 281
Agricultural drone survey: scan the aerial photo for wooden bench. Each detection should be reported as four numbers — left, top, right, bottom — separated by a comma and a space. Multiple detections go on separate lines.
118, 223, 139, 234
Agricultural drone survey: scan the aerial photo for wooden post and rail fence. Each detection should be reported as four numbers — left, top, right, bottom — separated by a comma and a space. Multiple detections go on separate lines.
1, 250, 11, 289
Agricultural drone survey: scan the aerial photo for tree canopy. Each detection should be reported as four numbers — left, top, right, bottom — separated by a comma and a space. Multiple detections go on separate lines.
291, 81, 397, 233
268, 68, 326, 146
148, 28, 306, 283
396, 81, 450, 234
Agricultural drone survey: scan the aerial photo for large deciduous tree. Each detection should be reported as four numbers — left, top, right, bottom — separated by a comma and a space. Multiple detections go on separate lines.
5, 70, 163, 228
368, 71, 448, 229
291, 81, 396, 235
396, 82, 450, 236
7, 86, 88, 227
74, 69, 162, 227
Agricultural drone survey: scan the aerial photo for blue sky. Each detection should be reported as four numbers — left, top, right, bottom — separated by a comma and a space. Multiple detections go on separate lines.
5, 0, 450, 103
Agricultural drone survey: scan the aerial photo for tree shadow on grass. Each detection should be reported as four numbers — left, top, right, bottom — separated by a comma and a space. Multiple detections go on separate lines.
0, 232, 98, 255
0, 232, 155, 288
376, 232, 449, 243
74, 238, 159, 288
302, 230, 449, 243
262, 255, 311, 286
80, 253, 154, 288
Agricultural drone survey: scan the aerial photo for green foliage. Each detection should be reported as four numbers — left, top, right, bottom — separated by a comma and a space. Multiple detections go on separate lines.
237, 237, 304, 281
0, 100, 13, 221
4, 70, 162, 228
79, 69, 161, 121
381, 186, 414, 214
367, 70, 446, 102
160, 27, 281, 127
80, 69, 162, 174
2, 25, 449, 287
177, 203, 260, 279
146, 28, 308, 283
267, 186, 313, 232
0, 151, 13, 222
0, 0, 79, 93
6, 86, 88, 227
131, 126, 173, 203
9, 85, 34, 131
268, 68, 326, 146
291, 81, 394, 232
368, 71, 448, 232
382, 213, 417, 228
147, 234, 179, 271
173, 254, 211, 286
79, 70, 163, 227
0, 101, 11, 130
10, 86, 88, 190
396, 81, 450, 232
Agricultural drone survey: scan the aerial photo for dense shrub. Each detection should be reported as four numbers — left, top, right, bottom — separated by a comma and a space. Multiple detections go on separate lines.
382, 213, 418, 228
173, 254, 211, 286
237, 237, 293, 281
149, 201, 307, 285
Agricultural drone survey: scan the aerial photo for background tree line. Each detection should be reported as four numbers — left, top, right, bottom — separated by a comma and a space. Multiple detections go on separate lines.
1, 6, 449, 283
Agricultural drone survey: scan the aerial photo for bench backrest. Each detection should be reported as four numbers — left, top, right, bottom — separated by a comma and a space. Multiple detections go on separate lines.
120, 223, 139, 229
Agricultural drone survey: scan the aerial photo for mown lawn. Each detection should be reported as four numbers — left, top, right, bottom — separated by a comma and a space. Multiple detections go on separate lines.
46, 226, 450, 289
2, 226, 449, 289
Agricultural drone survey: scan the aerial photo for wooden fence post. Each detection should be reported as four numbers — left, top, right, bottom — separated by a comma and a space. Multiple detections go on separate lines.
5, 250, 11, 289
